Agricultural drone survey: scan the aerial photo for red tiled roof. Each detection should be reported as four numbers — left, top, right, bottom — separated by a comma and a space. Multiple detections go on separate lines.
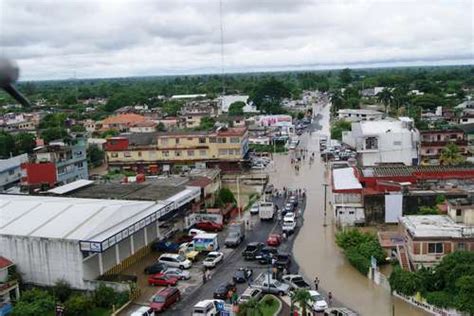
102, 114, 147, 125
188, 177, 213, 187
0, 256, 13, 269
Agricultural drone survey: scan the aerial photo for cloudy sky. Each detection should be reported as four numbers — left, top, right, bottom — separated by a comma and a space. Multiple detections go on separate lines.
1, 0, 473, 80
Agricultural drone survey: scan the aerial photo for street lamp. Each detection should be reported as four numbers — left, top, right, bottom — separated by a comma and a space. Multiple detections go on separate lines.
322, 183, 329, 227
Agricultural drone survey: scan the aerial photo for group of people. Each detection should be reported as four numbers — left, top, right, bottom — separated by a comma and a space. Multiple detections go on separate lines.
314, 276, 333, 306
290, 149, 317, 170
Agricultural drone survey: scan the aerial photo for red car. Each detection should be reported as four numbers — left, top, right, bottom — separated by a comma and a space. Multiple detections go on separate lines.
195, 221, 224, 232
267, 234, 282, 246
150, 287, 181, 312
148, 273, 179, 286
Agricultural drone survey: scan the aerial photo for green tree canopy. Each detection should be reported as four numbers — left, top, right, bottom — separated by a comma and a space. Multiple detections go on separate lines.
41, 127, 69, 143
197, 117, 216, 131
330, 120, 351, 140
440, 143, 465, 166
251, 78, 290, 114
87, 144, 105, 168
228, 101, 245, 116
215, 188, 236, 207
339, 68, 353, 85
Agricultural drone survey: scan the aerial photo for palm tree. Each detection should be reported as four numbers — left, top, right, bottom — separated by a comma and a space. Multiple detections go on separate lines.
376, 88, 393, 114
238, 297, 263, 316
292, 289, 312, 316
439, 143, 465, 166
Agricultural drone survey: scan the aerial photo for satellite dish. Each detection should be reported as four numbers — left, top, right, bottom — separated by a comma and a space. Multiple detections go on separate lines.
0, 58, 31, 107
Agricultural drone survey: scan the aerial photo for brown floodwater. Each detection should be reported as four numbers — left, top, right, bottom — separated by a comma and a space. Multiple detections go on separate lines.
267, 104, 428, 316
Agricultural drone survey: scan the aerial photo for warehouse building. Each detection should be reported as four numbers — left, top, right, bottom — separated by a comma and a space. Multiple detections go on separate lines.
0, 184, 200, 289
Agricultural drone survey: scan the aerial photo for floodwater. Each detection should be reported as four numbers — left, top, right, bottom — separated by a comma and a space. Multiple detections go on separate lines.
268, 103, 427, 316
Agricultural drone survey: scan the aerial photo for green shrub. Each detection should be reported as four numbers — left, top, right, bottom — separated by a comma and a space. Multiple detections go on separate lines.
53, 279, 73, 303
93, 284, 117, 308
65, 294, 94, 316
12, 289, 55, 316
389, 267, 421, 296
425, 291, 453, 308
345, 247, 371, 275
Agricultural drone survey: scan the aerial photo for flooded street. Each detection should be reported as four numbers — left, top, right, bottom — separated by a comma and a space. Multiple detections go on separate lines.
268, 103, 427, 316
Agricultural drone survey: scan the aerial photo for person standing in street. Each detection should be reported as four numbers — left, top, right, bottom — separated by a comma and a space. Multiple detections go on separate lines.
328, 291, 333, 306
314, 277, 319, 290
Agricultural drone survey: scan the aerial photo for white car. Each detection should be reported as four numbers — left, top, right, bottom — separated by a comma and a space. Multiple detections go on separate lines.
252, 163, 265, 170
250, 203, 260, 215
284, 212, 296, 221
309, 290, 328, 312
203, 251, 224, 268
188, 228, 206, 236
162, 267, 191, 280
130, 306, 154, 316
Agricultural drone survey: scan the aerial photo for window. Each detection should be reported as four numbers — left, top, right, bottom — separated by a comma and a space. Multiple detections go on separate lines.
200, 149, 207, 156
162, 150, 169, 157
161, 138, 168, 145
428, 242, 443, 254
111, 153, 118, 158
187, 137, 193, 141
138, 151, 142, 157
8, 169, 14, 176
209, 137, 217, 143
199, 137, 206, 144
218, 149, 227, 155
230, 137, 240, 143
175, 150, 182, 157
456, 209, 462, 216
218, 137, 227, 143
124, 151, 131, 157
365, 137, 378, 150
75, 162, 84, 169
187, 150, 194, 156
458, 242, 466, 251
175, 138, 180, 144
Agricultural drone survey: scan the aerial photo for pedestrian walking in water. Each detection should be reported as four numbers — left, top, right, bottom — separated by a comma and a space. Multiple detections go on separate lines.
314, 277, 319, 290
328, 291, 333, 306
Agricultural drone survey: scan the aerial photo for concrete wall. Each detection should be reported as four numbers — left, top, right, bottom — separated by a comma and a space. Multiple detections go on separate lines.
0, 236, 84, 288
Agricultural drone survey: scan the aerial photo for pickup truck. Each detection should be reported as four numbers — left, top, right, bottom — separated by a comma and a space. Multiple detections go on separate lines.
281, 274, 311, 291
251, 272, 290, 296
243, 242, 264, 260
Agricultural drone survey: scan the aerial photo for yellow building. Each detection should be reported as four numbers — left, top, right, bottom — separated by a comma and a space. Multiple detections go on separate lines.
104, 127, 249, 173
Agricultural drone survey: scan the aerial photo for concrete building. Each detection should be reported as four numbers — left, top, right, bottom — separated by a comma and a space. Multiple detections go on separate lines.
129, 121, 157, 133
459, 123, 474, 155
342, 117, 420, 166
21, 138, 88, 189
104, 127, 249, 173
420, 129, 468, 165
218, 95, 257, 113
399, 215, 474, 269
100, 114, 149, 131
0, 185, 200, 289
331, 167, 364, 226
447, 198, 474, 225
0, 154, 28, 191
0, 257, 19, 316
337, 109, 384, 122
361, 87, 385, 97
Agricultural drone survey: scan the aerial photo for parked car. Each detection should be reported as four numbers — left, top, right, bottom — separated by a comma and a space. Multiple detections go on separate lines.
243, 242, 265, 260
149, 287, 181, 312
158, 253, 192, 269
195, 221, 224, 232
284, 202, 294, 213
130, 306, 154, 316
309, 290, 328, 312
266, 234, 282, 246
238, 287, 263, 304
282, 274, 311, 290
203, 251, 224, 268
324, 307, 358, 316
178, 242, 200, 262
188, 228, 206, 236
162, 267, 191, 280
275, 253, 292, 269
192, 299, 225, 316
148, 273, 179, 286
251, 272, 290, 296
152, 240, 180, 253
233, 268, 253, 283
213, 282, 236, 300
144, 262, 168, 275
250, 203, 260, 215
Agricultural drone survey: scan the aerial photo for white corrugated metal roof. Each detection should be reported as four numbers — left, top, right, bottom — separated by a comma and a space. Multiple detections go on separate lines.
48, 179, 94, 195
0, 194, 167, 241
400, 215, 468, 238
333, 168, 362, 191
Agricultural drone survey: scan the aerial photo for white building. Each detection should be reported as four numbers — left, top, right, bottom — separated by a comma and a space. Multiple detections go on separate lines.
0, 154, 28, 191
0, 188, 200, 289
342, 117, 420, 166
218, 95, 257, 113
331, 167, 365, 226
361, 87, 385, 97
337, 109, 384, 122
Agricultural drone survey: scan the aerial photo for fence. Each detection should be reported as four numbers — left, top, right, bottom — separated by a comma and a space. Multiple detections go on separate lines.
393, 292, 463, 316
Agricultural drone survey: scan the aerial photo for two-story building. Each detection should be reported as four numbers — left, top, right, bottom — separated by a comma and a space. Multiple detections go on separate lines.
337, 109, 384, 122
420, 129, 468, 165
21, 138, 88, 190
0, 154, 28, 191
0, 257, 19, 316
459, 123, 474, 155
100, 114, 149, 132
104, 127, 249, 173
342, 117, 420, 166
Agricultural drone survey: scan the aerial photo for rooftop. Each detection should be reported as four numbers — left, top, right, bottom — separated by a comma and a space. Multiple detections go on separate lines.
0, 256, 13, 270
400, 215, 473, 239
358, 119, 412, 135
338, 109, 383, 115
102, 113, 147, 125
332, 168, 362, 191
0, 153, 27, 172
360, 165, 474, 178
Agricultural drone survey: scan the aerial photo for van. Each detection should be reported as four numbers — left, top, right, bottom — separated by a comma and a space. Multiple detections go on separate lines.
192, 299, 224, 316
130, 306, 154, 316
259, 202, 275, 220
158, 253, 192, 269
149, 287, 181, 312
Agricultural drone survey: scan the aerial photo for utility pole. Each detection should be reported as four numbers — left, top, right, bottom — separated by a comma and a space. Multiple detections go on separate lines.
236, 176, 241, 220
322, 183, 329, 227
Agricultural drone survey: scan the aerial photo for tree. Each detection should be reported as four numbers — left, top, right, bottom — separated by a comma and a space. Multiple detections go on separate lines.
65, 294, 93, 316
39, 113, 68, 129
156, 122, 166, 132
228, 101, 245, 116
70, 125, 86, 133
198, 117, 216, 131
0, 132, 15, 158
104, 93, 134, 112
377, 88, 393, 113
330, 120, 351, 140
339, 68, 353, 85
41, 127, 69, 143
14, 132, 36, 155
456, 276, 474, 314
439, 143, 465, 166
87, 144, 105, 168
251, 78, 290, 114
292, 289, 312, 316
53, 279, 72, 303
101, 129, 119, 138
161, 100, 184, 116
12, 289, 55, 316
215, 188, 236, 207
330, 90, 344, 115
238, 297, 263, 316
93, 284, 117, 308
389, 267, 422, 296
418, 206, 439, 215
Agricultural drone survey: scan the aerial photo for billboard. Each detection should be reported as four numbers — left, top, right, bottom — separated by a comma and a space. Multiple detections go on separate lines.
385, 193, 403, 223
